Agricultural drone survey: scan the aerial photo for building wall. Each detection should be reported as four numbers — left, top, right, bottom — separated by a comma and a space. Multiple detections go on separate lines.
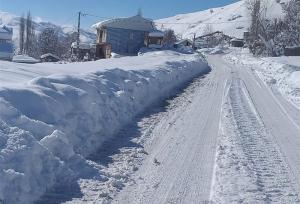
284, 47, 300, 56
105, 27, 147, 55
0, 40, 13, 60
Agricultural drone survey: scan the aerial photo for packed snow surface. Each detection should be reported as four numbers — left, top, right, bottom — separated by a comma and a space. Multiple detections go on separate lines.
108, 49, 300, 204
0, 50, 209, 203
225, 49, 300, 109
12, 55, 40, 64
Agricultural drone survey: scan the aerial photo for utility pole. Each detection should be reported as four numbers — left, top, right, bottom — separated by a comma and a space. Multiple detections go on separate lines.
77, 11, 81, 60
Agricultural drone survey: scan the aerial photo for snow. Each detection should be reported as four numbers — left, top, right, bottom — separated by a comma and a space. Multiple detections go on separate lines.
71, 42, 94, 49
0, 26, 13, 40
211, 66, 299, 203
202, 53, 300, 203
12, 55, 40, 64
155, 0, 286, 39
148, 31, 164, 37
112, 62, 223, 204
0, 50, 209, 203
224, 49, 300, 109
92, 15, 155, 32
40, 53, 60, 60
0, 10, 96, 46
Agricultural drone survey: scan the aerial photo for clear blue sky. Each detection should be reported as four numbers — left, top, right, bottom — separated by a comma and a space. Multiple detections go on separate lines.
0, 0, 239, 28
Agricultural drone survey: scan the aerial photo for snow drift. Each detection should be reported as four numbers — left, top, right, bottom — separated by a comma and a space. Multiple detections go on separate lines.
0, 51, 209, 203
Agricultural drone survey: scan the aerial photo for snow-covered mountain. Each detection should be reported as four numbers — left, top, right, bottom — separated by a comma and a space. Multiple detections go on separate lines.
0, 11, 96, 45
155, 0, 288, 39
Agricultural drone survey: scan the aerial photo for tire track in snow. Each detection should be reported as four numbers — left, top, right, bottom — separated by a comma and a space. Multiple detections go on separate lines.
112, 66, 226, 204
212, 76, 300, 203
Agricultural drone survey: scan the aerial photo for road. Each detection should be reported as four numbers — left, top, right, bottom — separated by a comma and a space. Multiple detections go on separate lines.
111, 54, 300, 203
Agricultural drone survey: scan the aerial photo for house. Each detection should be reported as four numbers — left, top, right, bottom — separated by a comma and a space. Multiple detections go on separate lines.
195, 31, 232, 49
146, 30, 164, 49
174, 39, 193, 49
230, 38, 244, 47
243, 31, 251, 43
71, 42, 98, 60
40, 53, 60, 62
93, 14, 156, 55
0, 26, 14, 61
284, 46, 300, 56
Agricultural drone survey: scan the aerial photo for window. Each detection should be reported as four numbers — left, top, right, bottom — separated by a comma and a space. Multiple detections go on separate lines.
0, 39, 11, 44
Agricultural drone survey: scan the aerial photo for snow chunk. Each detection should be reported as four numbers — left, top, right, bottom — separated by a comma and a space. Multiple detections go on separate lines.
40, 130, 75, 160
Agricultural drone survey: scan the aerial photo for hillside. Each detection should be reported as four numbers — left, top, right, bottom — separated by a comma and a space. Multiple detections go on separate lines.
155, 0, 288, 39
0, 11, 96, 45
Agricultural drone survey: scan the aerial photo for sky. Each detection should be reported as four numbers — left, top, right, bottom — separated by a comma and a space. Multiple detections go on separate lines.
0, 0, 239, 28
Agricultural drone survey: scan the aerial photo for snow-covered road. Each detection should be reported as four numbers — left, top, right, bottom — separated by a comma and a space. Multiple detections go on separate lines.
210, 55, 300, 203
13, 52, 300, 203
110, 54, 300, 203
112, 56, 227, 204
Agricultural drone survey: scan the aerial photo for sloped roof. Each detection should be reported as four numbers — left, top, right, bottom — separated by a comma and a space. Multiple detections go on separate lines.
0, 26, 13, 34
0, 26, 13, 40
175, 39, 193, 45
149, 30, 164, 37
40, 53, 60, 60
92, 15, 155, 32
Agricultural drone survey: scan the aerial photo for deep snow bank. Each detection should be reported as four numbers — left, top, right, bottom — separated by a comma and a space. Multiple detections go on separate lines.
0, 51, 209, 203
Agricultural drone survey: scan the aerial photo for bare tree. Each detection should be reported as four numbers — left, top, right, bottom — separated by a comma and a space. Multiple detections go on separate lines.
19, 14, 25, 54
25, 11, 34, 55
282, 0, 300, 46
247, 0, 262, 42
38, 27, 59, 56
163, 29, 177, 47
203, 24, 213, 35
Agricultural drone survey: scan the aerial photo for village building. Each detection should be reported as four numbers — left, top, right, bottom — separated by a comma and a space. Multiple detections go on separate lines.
93, 14, 158, 56
230, 38, 244, 47
40, 53, 61, 62
146, 30, 164, 49
71, 42, 98, 60
195, 31, 232, 49
284, 46, 300, 56
0, 26, 14, 61
174, 39, 193, 49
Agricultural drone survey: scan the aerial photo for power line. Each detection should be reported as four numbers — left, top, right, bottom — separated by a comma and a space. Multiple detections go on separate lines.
83, 13, 113, 20
155, 20, 251, 25
79, 12, 251, 28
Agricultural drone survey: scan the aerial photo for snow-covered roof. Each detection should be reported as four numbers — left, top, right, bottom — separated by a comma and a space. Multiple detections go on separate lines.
230, 38, 243, 42
148, 30, 164, 37
0, 26, 13, 40
40, 53, 60, 60
71, 42, 96, 49
175, 39, 193, 45
92, 15, 155, 32
0, 26, 13, 34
